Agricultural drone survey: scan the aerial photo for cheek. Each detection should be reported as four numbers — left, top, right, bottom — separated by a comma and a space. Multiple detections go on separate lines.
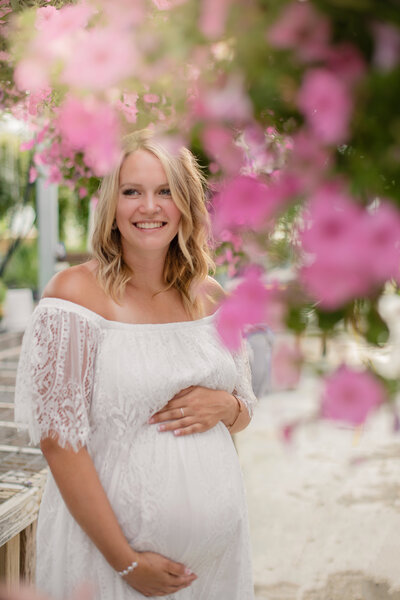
169, 201, 183, 223
115, 197, 134, 221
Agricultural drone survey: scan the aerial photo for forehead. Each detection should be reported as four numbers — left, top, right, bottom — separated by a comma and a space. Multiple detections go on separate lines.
119, 149, 167, 185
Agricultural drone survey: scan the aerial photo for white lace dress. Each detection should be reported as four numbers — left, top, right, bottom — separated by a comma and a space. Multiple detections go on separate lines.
14, 297, 257, 600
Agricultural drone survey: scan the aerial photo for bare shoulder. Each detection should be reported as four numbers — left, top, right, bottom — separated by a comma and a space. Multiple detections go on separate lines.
41, 260, 102, 309
200, 275, 228, 316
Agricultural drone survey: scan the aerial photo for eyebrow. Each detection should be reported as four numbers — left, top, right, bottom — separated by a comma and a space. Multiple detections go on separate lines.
119, 182, 170, 189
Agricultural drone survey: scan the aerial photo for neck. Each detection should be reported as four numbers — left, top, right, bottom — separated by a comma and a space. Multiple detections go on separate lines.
121, 243, 169, 295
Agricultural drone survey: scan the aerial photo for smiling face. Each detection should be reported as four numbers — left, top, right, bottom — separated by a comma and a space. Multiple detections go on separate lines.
116, 149, 182, 255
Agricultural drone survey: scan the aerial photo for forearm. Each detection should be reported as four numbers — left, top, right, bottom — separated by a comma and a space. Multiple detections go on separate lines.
40, 437, 137, 572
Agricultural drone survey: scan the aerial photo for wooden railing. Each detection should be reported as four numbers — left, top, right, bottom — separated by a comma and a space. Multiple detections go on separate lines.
0, 330, 47, 588
0, 468, 47, 586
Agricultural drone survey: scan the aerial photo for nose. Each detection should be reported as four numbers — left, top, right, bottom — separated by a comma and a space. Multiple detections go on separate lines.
139, 192, 160, 215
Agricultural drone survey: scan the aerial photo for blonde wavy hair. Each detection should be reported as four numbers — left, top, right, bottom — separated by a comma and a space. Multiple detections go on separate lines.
91, 129, 216, 319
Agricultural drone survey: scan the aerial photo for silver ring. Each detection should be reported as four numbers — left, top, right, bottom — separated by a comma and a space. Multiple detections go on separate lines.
180, 408, 184, 418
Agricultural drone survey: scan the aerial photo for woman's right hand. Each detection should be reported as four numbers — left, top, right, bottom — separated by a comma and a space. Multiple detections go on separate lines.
124, 551, 197, 597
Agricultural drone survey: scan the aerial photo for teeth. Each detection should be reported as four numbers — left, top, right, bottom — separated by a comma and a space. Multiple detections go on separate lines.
135, 222, 165, 229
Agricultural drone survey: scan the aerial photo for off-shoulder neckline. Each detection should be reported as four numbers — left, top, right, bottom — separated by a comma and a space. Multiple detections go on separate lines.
37, 297, 221, 331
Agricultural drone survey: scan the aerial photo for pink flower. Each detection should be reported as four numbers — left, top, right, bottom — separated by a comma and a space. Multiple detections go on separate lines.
57, 95, 121, 176
281, 422, 297, 444
321, 364, 385, 426
14, 57, 50, 93
115, 92, 139, 123
62, 28, 136, 91
35, 2, 95, 41
20, 138, 35, 152
299, 183, 372, 308
300, 258, 370, 310
289, 130, 333, 191
218, 229, 243, 252
212, 175, 274, 234
361, 200, 400, 285
371, 21, 400, 72
271, 340, 303, 390
202, 125, 244, 175
300, 183, 363, 260
99, 0, 145, 27
212, 172, 298, 237
300, 187, 400, 307
48, 164, 62, 184
29, 167, 38, 183
325, 43, 366, 86
266, 2, 331, 62
297, 68, 353, 145
27, 87, 52, 116
215, 267, 274, 350
240, 124, 276, 175
199, 0, 232, 39
192, 76, 253, 123
152, 0, 188, 9
143, 93, 159, 104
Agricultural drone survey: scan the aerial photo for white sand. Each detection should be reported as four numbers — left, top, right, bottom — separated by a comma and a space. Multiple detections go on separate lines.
237, 373, 400, 600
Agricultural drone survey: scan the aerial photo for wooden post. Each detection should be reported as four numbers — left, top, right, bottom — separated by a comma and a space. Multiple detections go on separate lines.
20, 521, 36, 583
0, 534, 20, 587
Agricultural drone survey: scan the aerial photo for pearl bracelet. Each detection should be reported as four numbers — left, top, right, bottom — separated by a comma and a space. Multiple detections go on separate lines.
117, 559, 138, 577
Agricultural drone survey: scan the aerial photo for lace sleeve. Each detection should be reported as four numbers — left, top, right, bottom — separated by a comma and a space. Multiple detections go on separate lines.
14, 306, 100, 452
231, 336, 258, 419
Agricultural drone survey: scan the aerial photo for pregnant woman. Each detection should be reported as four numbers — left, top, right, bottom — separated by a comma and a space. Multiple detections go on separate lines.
14, 129, 257, 599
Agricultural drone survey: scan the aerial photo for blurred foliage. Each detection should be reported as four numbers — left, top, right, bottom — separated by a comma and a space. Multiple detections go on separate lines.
2, 237, 37, 289
0, 131, 31, 220
0, 278, 6, 303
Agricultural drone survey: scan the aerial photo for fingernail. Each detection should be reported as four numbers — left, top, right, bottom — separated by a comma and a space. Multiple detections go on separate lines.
185, 568, 193, 575
148, 418, 154, 424
157, 425, 165, 432
174, 429, 181, 436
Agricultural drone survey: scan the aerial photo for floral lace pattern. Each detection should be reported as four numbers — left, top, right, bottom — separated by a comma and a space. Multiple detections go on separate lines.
14, 305, 100, 451
14, 298, 257, 600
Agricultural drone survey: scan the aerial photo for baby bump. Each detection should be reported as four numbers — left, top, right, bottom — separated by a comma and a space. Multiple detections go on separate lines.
98, 424, 245, 565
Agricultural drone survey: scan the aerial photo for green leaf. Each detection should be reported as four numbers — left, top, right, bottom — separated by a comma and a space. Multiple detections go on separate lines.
365, 304, 390, 346
316, 308, 345, 332
286, 305, 308, 333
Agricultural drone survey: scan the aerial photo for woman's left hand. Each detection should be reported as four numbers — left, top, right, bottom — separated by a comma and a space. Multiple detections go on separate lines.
148, 386, 237, 436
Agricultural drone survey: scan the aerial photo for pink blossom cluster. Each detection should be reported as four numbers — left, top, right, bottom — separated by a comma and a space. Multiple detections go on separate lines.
211, 173, 299, 239
321, 364, 385, 426
267, 2, 368, 145
299, 183, 400, 309
56, 95, 121, 176
0, 0, 11, 27
215, 267, 285, 350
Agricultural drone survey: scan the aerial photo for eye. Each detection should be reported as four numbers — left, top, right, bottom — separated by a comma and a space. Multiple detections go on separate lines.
122, 188, 140, 196
159, 188, 171, 196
